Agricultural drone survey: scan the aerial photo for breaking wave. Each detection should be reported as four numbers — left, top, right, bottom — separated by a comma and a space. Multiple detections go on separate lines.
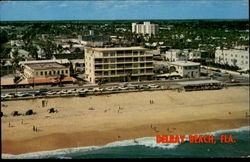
2, 126, 249, 159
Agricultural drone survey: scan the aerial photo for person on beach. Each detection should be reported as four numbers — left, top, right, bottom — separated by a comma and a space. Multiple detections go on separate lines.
33, 126, 35, 131
8, 122, 11, 128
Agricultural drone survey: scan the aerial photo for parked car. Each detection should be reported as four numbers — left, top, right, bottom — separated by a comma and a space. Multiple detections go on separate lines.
105, 86, 118, 91
86, 87, 95, 92
94, 87, 104, 92
15, 92, 25, 97
118, 86, 128, 90
139, 85, 150, 90
47, 91, 57, 95
230, 79, 240, 83
39, 88, 49, 93
148, 84, 160, 88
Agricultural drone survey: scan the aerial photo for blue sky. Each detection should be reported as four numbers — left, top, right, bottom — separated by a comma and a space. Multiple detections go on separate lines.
0, 0, 249, 21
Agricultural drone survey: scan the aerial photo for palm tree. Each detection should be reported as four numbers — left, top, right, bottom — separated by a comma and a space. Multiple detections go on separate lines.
58, 74, 66, 92
13, 75, 21, 93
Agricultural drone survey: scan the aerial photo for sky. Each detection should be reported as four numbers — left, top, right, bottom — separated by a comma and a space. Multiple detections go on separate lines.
0, 0, 249, 21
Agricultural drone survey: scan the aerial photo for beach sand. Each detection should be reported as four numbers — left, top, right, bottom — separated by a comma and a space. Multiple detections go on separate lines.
1, 86, 249, 155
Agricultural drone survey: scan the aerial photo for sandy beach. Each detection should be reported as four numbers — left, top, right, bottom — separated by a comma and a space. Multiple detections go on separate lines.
1, 86, 249, 155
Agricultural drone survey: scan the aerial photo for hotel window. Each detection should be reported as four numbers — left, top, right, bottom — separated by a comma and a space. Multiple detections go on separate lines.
45, 71, 47, 75
61, 70, 64, 74
49, 71, 51, 75
133, 51, 139, 55
140, 51, 145, 55
53, 71, 56, 75
36, 72, 38, 76
57, 71, 60, 74
65, 70, 68, 74
241, 56, 244, 58
110, 64, 116, 69
235, 55, 237, 57
103, 52, 109, 57
246, 61, 248, 64
110, 52, 115, 56
111, 71, 115, 75
246, 56, 248, 59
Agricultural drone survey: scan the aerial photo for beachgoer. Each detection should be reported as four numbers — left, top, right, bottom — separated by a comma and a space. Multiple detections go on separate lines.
33, 126, 35, 131
8, 122, 11, 128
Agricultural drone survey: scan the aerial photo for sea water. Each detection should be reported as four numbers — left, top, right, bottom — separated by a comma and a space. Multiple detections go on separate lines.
2, 126, 250, 159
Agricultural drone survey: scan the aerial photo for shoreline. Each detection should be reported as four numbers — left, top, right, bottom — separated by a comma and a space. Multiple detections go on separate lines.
2, 86, 249, 155
2, 119, 249, 156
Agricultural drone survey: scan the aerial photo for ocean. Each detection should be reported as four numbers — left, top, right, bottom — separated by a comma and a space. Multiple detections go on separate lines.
2, 126, 250, 159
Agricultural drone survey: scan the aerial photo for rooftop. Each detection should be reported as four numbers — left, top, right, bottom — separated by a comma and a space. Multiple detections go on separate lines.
25, 62, 66, 70
170, 61, 200, 66
89, 46, 147, 52
19, 59, 70, 65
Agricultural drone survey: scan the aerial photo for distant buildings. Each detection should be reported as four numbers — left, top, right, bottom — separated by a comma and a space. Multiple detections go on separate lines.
169, 61, 200, 78
215, 47, 249, 71
0, 60, 13, 76
165, 49, 201, 62
132, 22, 159, 37
84, 47, 154, 83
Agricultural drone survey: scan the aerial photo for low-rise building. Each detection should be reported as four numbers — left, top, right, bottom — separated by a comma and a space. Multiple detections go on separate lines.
0, 60, 13, 76
215, 47, 249, 71
169, 61, 200, 78
165, 49, 201, 62
23, 62, 70, 79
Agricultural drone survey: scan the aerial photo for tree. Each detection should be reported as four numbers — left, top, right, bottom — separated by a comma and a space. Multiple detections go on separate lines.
13, 75, 21, 93
57, 74, 66, 93
169, 66, 176, 74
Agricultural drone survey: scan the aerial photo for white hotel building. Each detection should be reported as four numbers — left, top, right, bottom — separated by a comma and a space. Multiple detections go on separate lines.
215, 47, 249, 71
132, 22, 159, 37
84, 47, 154, 83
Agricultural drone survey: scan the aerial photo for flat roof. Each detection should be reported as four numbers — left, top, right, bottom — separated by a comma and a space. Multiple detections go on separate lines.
89, 46, 147, 52
177, 80, 222, 86
20, 59, 70, 65
25, 62, 66, 70
170, 61, 200, 66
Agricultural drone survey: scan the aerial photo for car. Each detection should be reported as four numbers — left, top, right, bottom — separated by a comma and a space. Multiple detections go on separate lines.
93, 87, 104, 92
128, 85, 139, 90
1, 94, 8, 99
118, 86, 128, 90
86, 87, 95, 92
230, 79, 240, 83
47, 91, 57, 95
105, 87, 118, 91
148, 84, 160, 88
28, 92, 40, 96
60, 90, 68, 94
22, 93, 33, 97
39, 88, 49, 93
139, 85, 150, 90
15, 92, 25, 97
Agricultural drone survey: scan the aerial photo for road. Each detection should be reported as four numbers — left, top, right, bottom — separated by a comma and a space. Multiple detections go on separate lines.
1, 78, 209, 95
